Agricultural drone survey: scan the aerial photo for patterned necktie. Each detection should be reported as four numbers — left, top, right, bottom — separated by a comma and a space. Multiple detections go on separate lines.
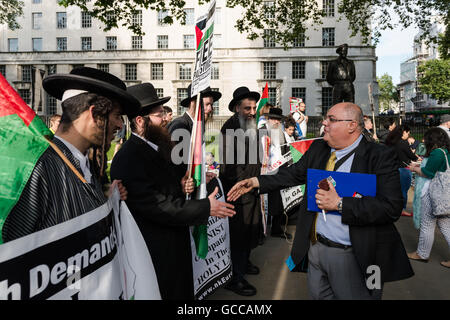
311, 151, 337, 243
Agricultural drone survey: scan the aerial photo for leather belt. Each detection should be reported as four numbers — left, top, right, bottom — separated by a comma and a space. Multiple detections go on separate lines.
317, 234, 352, 250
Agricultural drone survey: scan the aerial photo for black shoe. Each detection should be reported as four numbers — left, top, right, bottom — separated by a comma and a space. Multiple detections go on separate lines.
224, 279, 257, 296
271, 232, 292, 240
246, 261, 260, 275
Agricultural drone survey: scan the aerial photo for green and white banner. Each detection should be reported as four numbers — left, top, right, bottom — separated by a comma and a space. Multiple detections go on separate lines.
0, 189, 161, 300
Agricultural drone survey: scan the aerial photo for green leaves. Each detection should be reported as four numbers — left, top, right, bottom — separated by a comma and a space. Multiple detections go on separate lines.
0, 0, 23, 30
377, 73, 399, 112
417, 59, 450, 103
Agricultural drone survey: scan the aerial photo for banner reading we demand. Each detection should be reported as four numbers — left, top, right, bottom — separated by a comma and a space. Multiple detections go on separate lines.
0, 189, 160, 300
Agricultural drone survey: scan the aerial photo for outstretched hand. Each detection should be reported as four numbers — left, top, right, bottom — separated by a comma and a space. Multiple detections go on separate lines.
227, 177, 259, 202
208, 187, 236, 218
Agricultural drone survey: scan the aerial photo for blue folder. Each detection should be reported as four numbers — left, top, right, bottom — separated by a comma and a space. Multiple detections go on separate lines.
306, 168, 377, 215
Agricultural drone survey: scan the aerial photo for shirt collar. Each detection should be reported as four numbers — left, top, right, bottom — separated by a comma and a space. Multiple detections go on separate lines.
132, 132, 159, 151
54, 135, 92, 183
332, 134, 363, 160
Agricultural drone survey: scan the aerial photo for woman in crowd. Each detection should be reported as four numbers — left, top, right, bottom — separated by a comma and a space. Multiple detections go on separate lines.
408, 127, 450, 268
385, 125, 418, 216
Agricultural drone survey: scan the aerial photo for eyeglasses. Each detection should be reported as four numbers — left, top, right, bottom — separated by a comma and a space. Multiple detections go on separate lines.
148, 112, 165, 118
324, 116, 355, 123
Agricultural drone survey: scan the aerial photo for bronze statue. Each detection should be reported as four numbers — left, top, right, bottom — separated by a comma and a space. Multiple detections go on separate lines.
326, 43, 356, 105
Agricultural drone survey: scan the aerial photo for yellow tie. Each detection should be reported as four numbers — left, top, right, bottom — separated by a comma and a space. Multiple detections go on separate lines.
311, 151, 336, 243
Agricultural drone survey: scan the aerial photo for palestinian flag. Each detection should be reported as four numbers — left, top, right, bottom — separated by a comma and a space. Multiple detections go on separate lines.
256, 82, 268, 125
191, 100, 208, 259
289, 138, 320, 163
0, 74, 52, 243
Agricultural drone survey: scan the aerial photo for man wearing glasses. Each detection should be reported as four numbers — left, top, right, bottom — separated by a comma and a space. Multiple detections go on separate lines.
227, 102, 414, 300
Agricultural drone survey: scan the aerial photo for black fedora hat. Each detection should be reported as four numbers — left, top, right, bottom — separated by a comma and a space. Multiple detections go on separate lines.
42, 67, 140, 117
180, 84, 222, 108
228, 86, 260, 112
263, 107, 284, 120
126, 83, 171, 118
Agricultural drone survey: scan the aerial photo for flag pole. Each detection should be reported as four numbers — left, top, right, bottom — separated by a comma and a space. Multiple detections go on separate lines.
186, 93, 200, 200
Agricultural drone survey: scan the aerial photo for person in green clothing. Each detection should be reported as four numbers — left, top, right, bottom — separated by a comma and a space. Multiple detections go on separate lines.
408, 127, 450, 269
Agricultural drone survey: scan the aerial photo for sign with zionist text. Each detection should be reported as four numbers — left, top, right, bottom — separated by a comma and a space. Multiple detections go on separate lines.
0, 190, 161, 300
191, 178, 232, 300
191, 0, 216, 97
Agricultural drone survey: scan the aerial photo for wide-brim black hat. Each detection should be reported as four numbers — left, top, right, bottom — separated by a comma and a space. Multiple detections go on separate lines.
126, 83, 171, 118
228, 86, 260, 112
180, 84, 222, 108
263, 107, 284, 120
42, 67, 140, 117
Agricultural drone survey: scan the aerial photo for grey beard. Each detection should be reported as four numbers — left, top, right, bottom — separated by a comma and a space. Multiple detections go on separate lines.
239, 115, 256, 131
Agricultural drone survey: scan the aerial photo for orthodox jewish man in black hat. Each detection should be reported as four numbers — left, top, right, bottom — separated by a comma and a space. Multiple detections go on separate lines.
2, 67, 139, 242
167, 84, 222, 180
220, 86, 262, 296
110, 83, 235, 300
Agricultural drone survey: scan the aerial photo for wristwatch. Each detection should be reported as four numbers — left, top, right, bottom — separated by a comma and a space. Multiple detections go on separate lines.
337, 198, 343, 213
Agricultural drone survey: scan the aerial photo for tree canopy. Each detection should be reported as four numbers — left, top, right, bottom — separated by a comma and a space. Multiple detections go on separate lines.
417, 58, 450, 103
0, 0, 23, 30
53, 0, 449, 50
377, 73, 398, 112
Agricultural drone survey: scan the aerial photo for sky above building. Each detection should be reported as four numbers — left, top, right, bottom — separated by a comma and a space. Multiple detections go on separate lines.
375, 22, 419, 85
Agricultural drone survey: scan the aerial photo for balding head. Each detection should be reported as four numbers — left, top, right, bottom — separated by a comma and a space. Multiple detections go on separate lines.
322, 102, 364, 150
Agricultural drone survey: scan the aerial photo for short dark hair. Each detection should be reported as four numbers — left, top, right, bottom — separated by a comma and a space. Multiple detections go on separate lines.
163, 106, 172, 113
284, 117, 296, 129
383, 118, 396, 130
385, 124, 410, 146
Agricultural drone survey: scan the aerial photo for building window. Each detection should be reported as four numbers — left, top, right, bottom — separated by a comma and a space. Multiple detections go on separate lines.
19, 89, 31, 105
56, 37, 67, 51
157, 35, 168, 49
264, 29, 276, 48
0, 65, 6, 77
214, 34, 222, 48
158, 10, 168, 25
211, 63, 219, 80
320, 61, 329, 79
33, 0, 42, 3
292, 61, 306, 79
322, 87, 333, 114
125, 64, 137, 81
151, 63, 163, 80
263, 62, 276, 80
183, 35, 195, 49
211, 88, 220, 115
264, 1, 275, 19
293, 32, 305, 47
268, 87, 277, 106
72, 64, 84, 70
323, 0, 335, 17
57, 12, 67, 29
32, 38, 43, 51
215, 8, 221, 24
292, 87, 306, 102
322, 27, 335, 46
106, 36, 117, 50
156, 88, 164, 99
8, 38, 18, 52
132, 36, 142, 49
47, 64, 57, 75
32, 12, 42, 29
178, 63, 191, 80
177, 88, 188, 115
184, 8, 194, 25
22, 65, 33, 82
81, 37, 92, 51
132, 10, 142, 26
47, 95, 57, 115
97, 64, 109, 73
81, 11, 92, 28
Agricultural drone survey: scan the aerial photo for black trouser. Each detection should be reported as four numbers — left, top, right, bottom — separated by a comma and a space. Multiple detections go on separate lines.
230, 246, 250, 283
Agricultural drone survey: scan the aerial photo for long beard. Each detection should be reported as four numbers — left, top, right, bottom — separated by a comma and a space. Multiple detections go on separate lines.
143, 121, 174, 161
239, 115, 256, 131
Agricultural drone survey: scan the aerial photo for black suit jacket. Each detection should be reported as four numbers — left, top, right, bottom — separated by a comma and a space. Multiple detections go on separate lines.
110, 134, 210, 299
167, 112, 194, 180
258, 137, 414, 283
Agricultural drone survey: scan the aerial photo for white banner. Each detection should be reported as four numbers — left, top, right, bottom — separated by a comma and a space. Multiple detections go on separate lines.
0, 189, 160, 300
191, 0, 216, 97
191, 178, 232, 300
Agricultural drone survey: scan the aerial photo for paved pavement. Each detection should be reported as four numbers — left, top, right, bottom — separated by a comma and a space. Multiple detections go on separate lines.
208, 189, 450, 300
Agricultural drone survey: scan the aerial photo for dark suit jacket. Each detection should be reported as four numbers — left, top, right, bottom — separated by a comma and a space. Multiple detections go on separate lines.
110, 134, 210, 299
167, 112, 194, 180
258, 137, 414, 283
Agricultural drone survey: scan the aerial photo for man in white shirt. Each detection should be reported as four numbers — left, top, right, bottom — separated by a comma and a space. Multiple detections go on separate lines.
438, 114, 450, 138
292, 101, 308, 138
